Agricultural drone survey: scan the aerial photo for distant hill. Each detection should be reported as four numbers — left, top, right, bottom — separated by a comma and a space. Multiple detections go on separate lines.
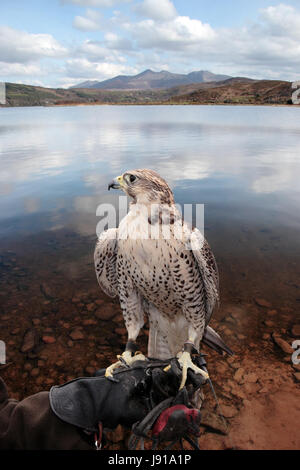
167, 78, 293, 105
1, 78, 294, 107
70, 69, 232, 90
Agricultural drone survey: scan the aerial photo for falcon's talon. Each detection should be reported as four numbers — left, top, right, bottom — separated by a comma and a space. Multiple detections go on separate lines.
105, 361, 122, 378
119, 356, 131, 367
177, 351, 209, 390
105, 351, 146, 379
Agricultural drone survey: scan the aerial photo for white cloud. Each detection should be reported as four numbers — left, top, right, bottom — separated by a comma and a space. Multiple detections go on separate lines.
134, 0, 177, 21
65, 57, 137, 79
119, 4, 300, 81
0, 26, 67, 64
0, 62, 42, 77
62, 0, 130, 7
3, 2, 300, 86
73, 9, 103, 31
104, 32, 133, 51
260, 4, 300, 40
125, 16, 216, 51
76, 39, 128, 62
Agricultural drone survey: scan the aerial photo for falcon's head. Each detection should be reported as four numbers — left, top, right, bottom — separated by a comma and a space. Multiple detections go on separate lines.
108, 169, 174, 205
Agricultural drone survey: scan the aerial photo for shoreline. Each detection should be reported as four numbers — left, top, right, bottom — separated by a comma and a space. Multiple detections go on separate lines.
1, 101, 298, 109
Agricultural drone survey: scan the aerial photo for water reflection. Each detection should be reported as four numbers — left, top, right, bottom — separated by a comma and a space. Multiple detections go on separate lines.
0, 105, 300, 370
1, 105, 300, 236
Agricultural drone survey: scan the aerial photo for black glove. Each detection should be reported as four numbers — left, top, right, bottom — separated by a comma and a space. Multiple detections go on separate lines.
50, 357, 207, 434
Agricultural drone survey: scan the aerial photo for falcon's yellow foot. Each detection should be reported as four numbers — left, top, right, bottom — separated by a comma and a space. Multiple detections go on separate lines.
177, 351, 209, 390
105, 350, 146, 379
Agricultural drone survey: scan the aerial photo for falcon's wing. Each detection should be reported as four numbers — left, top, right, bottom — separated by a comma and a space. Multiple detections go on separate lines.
190, 228, 219, 322
94, 228, 118, 298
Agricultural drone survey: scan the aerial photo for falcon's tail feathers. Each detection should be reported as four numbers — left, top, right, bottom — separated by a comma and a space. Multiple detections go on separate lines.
202, 326, 234, 356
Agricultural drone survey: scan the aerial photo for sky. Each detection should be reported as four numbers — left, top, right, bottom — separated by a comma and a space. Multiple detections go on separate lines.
1, 0, 300, 88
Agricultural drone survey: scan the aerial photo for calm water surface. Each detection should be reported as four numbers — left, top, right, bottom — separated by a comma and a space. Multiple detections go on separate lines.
1, 105, 300, 318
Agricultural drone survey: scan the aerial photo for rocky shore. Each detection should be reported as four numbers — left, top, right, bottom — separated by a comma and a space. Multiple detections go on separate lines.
0, 240, 299, 450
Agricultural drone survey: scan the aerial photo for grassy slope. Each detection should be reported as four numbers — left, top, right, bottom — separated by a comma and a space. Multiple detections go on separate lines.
1, 79, 294, 107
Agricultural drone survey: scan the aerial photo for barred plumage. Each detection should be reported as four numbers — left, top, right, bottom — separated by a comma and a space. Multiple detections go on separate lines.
95, 169, 219, 360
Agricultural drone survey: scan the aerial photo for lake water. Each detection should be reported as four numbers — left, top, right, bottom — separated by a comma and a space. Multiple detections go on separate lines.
0, 105, 300, 357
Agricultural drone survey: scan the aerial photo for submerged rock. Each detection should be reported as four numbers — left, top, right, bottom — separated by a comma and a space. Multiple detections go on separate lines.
69, 329, 85, 341
20, 329, 38, 354
255, 298, 272, 308
94, 306, 117, 321
42, 335, 56, 344
40, 283, 56, 300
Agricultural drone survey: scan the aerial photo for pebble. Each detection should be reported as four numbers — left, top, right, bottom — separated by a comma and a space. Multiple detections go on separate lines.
290, 325, 300, 338
43, 328, 54, 334
10, 328, 21, 335
113, 314, 124, 324
237, 334, 246, 340
267, 310, 277, 316
243, 383, 261, 394
30, 368, 40, 377
69, 330, 84, 341
94, 307, 117, 321
264, 320, 274, 328
272, 333, 293, 354
255, 298, 272, 308
293, 372, 300, 383
82, 319, 97, 326
220, 405, 238, 418
20, 329, 38, 354
40, 283, 55, 300
24, 362, 33, 371
85, 366, 95, 375
244, 372, 258, 384
86, 303, 96, 312
44, 378, 55, 386
234, 368, 244, 383
230, 362, 241, 369
42, 336, 56, 344
115, 327, 127, 336
32, 318, 41, 326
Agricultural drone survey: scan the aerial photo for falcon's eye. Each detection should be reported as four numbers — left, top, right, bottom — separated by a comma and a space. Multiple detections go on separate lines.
129, 174, 137, 183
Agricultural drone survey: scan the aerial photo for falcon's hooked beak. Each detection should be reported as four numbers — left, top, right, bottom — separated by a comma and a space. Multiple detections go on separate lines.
108, 175, 124, 191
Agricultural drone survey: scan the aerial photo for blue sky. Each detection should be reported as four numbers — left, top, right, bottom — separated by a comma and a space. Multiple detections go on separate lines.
1, 0, 300, 87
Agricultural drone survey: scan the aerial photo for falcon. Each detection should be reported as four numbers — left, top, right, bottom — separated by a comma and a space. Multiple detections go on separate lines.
94, 169, 231, 389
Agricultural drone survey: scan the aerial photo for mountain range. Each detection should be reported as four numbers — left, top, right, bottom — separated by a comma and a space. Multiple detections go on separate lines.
2, 77, 293, 107
70, 69, 232, 90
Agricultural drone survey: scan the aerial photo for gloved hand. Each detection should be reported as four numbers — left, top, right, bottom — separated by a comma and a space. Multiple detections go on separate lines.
50, 356, 207, 448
